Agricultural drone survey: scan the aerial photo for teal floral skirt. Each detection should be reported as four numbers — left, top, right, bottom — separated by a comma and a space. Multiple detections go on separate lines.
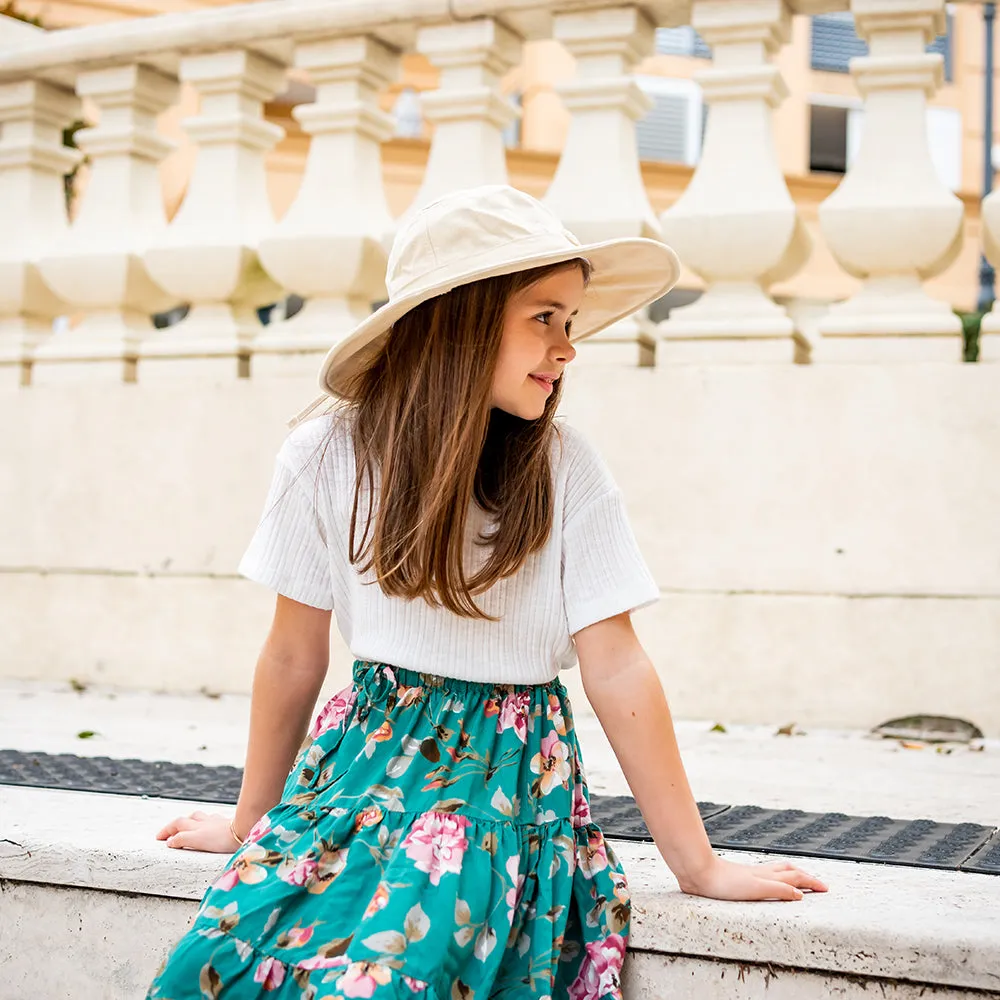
147, 660, 631, 999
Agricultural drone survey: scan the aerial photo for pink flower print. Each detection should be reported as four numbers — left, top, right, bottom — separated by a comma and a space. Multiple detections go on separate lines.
363, 883, 390, 919
505, 855, 525, 921
546, 693, 567, 735
310, 684, 358, 739
530, 731, 571, 796
277, 856, 318, 887
297, 955, 350, 971
578, 828, 610, 881
568, 934, 627, 1000
495, 690, 531, 744
338, 961, 393, 998
402, 811, 470, 886
402, 974, 428, 992
253, 956, 286, 991
212, 866, 240, 891
245, 813, 271, 844
572, 780, 592, 828
278, 924, 314, 949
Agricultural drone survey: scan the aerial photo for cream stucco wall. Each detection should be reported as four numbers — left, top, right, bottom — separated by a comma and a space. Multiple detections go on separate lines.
4, 364, 999, 734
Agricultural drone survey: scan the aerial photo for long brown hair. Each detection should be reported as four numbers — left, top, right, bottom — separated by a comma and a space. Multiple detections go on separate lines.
330, 258, 591, 622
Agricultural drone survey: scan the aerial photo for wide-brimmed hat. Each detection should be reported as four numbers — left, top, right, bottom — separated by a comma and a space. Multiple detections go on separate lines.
289, 184, 680, 426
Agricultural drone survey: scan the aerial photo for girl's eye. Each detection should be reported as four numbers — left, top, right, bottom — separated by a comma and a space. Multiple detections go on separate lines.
535, 312, 553, 326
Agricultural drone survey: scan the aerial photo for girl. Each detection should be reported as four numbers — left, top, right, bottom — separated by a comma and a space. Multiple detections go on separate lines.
148, 185, 826, 1000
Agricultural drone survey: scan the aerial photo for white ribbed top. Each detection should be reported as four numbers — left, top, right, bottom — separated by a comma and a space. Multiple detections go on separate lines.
238, 413, 659, 684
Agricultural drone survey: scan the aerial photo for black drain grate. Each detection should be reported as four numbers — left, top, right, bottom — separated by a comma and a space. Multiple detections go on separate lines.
590, 794, 731, 835
0, 749, 243, 803
2, 749, 997, 875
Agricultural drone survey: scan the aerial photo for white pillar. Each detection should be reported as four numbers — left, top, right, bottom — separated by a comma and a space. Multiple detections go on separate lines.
817, 0, 963, 361
141, 50, 286, 381
0, 80, 81, 387
543, 6, 661, 367
254, 36, 397, 376
33, 65, 178, 383
658, 0, 811, 363
407, 18, 522, 215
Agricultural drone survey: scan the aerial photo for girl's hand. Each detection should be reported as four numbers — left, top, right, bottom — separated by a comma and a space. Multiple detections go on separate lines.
156, 810, 243, 853
679, 856, 829, 902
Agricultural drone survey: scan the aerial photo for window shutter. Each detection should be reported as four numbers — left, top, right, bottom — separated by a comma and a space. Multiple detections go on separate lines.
692, 31, 712, 59
811, 13, 866, 73
654, 25, 712, 59
812, 11, 953, 78
636, 91, 690, 164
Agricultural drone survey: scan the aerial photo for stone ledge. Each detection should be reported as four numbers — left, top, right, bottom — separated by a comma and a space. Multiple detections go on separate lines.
2, 785, 998, 993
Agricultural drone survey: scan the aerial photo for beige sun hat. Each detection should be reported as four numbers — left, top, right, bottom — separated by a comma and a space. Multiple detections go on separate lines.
289, 184, 680, 426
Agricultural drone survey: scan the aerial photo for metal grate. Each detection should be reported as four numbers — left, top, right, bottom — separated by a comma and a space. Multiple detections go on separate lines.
2, 749, 996, 874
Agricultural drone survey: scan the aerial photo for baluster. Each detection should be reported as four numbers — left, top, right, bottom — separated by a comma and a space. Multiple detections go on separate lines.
543, 6, 661, 366
407, 18, 522, 215
141, 50, 286, 380
0, 80, 81, 386
254, 36, 398, 374
33, 64, 178, 383
658, 0, 811, 362
817, 0, 964, 360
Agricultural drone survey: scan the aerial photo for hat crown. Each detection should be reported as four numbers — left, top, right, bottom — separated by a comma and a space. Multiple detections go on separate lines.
386, 185, 581, 299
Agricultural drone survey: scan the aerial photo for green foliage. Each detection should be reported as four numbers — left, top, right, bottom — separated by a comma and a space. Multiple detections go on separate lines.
956, 308, 988, 363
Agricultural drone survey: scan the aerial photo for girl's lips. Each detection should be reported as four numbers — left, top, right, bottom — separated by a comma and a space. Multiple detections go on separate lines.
529, 375, 554, 393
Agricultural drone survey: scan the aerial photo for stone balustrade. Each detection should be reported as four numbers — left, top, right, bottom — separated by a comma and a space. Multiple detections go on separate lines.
0, 0, 994, 384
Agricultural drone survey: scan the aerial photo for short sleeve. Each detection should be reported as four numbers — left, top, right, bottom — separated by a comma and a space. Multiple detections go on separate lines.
238, 448, 334, 611
560, 429, 660, 636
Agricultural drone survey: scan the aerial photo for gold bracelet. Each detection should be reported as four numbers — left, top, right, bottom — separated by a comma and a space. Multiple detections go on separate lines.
229, 819, 246, 848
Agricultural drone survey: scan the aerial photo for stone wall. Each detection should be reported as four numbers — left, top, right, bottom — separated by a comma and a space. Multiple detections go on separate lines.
4, 361, 998, 733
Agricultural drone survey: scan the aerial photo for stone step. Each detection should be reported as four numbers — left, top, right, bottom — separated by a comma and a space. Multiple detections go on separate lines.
2, 784, 998, 999
2, 680, 999, 998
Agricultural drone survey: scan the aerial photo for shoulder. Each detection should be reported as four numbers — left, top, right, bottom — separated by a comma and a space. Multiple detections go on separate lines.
276, 409, 353, 475
550, 419, 619, 517
551, 418, 615, 485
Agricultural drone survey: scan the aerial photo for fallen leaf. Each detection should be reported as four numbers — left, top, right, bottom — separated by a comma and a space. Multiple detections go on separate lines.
775, 723, 796, 736
68, 678, 88, 693
76, 730, 98, 740
709, 723, 727, 734
899, 740, 925, 750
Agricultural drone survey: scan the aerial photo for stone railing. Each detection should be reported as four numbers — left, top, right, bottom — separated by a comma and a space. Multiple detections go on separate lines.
1, 0, 996, 388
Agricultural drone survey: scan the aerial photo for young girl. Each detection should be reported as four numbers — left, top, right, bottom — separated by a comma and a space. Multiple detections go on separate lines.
148, 185, 826, 1000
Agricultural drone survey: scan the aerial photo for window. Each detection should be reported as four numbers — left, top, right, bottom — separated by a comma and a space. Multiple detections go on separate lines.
635, 76, 704, 165
811, 7, 953, 81
654, 26, 711, 59
809, 97, 962, 191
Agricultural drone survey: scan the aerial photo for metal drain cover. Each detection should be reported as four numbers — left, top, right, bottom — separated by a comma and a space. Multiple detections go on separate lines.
0, 749, 242, 804
702, 804, 995, 871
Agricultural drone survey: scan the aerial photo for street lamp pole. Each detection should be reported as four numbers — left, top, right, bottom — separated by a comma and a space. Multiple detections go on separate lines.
979, 3, 997, 313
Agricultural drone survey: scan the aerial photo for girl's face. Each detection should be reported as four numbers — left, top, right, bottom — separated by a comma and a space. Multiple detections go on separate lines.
492, 266, 585, 420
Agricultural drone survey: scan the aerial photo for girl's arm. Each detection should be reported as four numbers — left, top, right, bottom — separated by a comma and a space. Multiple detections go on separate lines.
158, 595, 332, 852
575, 612, 828, 901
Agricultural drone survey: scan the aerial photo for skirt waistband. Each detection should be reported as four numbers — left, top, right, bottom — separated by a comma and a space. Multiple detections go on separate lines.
351, 658, 565, 703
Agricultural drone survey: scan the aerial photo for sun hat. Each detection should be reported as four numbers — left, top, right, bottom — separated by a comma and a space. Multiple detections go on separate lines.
288, 184, 681, 426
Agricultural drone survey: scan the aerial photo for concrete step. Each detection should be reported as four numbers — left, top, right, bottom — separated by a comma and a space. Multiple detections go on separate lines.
2, 681, 999, 999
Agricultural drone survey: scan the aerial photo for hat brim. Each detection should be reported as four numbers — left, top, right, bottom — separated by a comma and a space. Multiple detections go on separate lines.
297, 235, 680, 416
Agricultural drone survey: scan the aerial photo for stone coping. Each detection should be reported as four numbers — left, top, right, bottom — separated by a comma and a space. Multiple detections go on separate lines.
2, 784, 998, 993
